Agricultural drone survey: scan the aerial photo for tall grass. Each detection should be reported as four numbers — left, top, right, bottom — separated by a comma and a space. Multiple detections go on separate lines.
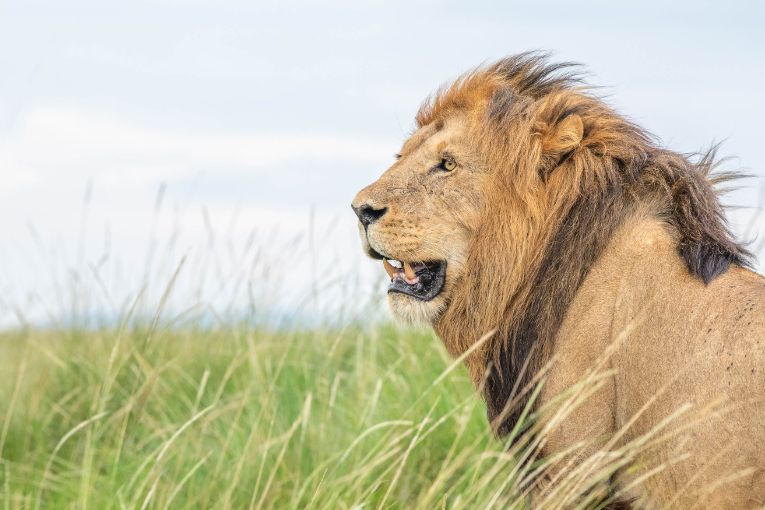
0, 321, 711, 509
0, 181, 761, 509
0, 325, 512, 509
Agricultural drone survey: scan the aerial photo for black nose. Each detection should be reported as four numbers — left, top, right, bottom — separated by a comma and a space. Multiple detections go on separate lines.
352, 204, 388, 227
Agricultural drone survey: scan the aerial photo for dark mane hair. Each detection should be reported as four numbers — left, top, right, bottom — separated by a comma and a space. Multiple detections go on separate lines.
427, 52, 752, 437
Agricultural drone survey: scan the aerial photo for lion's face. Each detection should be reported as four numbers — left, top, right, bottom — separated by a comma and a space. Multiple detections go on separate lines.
352, 118, 486, 323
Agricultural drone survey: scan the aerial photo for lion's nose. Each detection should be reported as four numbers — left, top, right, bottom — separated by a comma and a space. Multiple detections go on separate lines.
352, 203, 388, 227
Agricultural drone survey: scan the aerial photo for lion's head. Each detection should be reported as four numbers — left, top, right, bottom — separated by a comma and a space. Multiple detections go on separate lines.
351, 114, 487, 323
352, 53, 749, 431
351, 53, 614, 327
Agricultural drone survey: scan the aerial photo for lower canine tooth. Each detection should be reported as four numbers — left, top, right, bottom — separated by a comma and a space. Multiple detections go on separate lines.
403, 262, 416, 281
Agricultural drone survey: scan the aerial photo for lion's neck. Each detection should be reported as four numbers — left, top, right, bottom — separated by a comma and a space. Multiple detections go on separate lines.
433, 190, 638, 435
433, 202, 695, 436
436, 168, 745, 438
554, 213, 694, 348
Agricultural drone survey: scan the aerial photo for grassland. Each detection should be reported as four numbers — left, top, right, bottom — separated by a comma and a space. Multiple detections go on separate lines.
1, 324, 548, 509
0, 313, 691, 509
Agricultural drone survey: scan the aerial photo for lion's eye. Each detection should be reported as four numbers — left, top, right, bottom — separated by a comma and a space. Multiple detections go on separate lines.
440, 157, 457, 171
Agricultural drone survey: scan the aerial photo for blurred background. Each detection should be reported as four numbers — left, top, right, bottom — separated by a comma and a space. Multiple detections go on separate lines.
1, 0, 763, 328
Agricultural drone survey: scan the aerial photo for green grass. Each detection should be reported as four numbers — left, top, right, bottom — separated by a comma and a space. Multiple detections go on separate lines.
0, 325, 537, 509
1, 321, 664, 509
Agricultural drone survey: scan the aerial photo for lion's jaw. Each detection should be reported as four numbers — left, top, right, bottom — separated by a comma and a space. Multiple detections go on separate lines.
351, 120, 484, 324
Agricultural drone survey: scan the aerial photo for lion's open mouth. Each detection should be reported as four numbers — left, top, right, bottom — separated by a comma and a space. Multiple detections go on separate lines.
382, 259, 447, 301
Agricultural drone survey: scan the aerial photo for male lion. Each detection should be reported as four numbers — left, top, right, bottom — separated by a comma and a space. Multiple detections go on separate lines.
352, 53, 765, 508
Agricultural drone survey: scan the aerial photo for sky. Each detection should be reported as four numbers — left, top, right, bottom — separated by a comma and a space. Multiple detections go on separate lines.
0, 0, 763, 327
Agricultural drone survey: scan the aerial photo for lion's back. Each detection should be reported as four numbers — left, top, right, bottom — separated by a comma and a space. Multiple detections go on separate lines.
620, 266, 765, 508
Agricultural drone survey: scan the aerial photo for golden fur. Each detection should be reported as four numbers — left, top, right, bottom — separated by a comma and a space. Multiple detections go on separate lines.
352, 52, 765, 507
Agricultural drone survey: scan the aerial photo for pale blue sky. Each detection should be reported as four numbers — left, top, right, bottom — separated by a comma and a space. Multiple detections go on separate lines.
0, 1, 763, 325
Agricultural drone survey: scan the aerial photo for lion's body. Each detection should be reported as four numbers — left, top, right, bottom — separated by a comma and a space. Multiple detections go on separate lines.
545, 215, 765, 507
352, 53, 765, 507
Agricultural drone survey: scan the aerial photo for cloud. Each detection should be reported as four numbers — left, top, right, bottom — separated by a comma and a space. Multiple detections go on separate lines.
0, 106, 397, 192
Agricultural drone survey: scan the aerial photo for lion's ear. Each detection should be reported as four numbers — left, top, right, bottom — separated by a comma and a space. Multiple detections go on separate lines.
542, 114, 583, 156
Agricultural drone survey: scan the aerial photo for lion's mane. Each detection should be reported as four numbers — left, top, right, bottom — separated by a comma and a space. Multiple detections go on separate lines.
419, 52, 751, 435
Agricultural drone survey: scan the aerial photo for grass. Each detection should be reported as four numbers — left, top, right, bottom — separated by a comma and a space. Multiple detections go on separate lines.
5, 195, 755, 509
0, 324, 547, 509
0, 321, 693, 509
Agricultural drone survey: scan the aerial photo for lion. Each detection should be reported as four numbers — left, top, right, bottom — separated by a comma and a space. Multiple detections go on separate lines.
351, 53, 765, 508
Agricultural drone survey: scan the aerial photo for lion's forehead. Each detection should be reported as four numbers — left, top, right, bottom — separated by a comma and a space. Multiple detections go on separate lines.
400, 121, 443, 157
399, 118, 469, 159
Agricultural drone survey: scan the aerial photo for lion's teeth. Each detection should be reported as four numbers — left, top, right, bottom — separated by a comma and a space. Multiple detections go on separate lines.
403, 262, 417, 282
383, 259, 420, 284
383, 259, 397, 279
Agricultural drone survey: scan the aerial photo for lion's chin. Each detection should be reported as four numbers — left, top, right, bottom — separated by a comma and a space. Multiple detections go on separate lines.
387, 292, 447, 324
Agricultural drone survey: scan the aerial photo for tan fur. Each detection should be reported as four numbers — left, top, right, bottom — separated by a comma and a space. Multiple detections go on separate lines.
351, 52, 765, 507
